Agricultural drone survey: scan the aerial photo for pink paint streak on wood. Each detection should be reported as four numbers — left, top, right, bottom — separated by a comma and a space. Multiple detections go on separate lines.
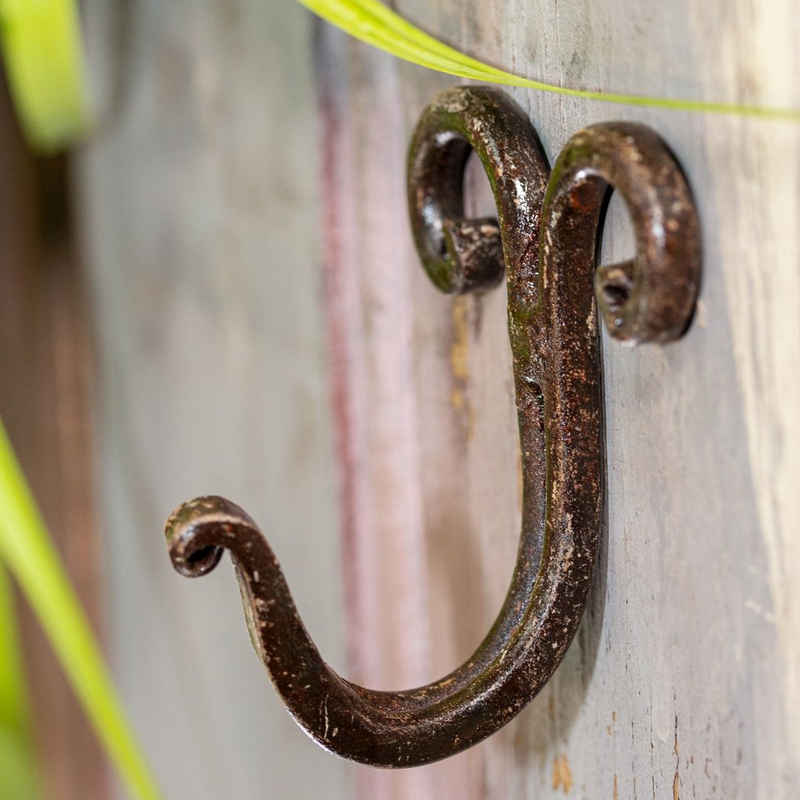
316, 29, 437, 800
317, 32, 375, 684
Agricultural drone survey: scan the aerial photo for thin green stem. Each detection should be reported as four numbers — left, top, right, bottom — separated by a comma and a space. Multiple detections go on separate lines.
0, 565, 38, 799
0, 0, 91, 150
0, 420, 162, 800
300, 0, 800, 121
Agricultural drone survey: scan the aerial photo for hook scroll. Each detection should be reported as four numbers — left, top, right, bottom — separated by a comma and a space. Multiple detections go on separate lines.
164, 87, 700, 767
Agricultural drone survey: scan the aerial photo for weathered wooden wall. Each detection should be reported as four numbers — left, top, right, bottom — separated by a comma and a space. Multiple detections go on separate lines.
80, 1, 353, 797
314, 2, 800, 798
79, 1, 799, 798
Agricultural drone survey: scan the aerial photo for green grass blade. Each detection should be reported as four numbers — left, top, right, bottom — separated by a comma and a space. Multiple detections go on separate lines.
0, 727, 38, 800
0, 564, 30, 747
0, 0, 91, 151
0, 420, 162, 800
300, 0, 800, 121
0, 565, 38, 799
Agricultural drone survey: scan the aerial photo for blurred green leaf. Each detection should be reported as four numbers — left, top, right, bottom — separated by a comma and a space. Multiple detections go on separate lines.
0, 565, 30, 746
0, 420, 162, 800
0, 727, 37, 799
0, 565, 38, 799
0, 0, 91, 151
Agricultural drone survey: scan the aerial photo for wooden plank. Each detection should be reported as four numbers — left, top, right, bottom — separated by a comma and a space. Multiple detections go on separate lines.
79, 0, 799, 797
316, 1, 800, 797
79, 1, 353, 797
0, 75, 108, 799
315, 30, 477, 800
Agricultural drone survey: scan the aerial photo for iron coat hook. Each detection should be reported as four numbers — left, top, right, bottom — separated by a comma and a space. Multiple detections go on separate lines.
164, 87, 700, 767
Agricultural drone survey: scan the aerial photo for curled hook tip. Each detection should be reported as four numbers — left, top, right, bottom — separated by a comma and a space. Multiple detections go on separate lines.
165, 495, 253, 578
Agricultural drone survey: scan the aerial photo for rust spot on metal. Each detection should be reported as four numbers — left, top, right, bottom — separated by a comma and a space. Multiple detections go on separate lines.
163, 87, 700, 767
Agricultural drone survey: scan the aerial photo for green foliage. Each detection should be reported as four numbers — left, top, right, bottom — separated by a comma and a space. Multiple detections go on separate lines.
0, 728, 38, 800
0, 422, 162, 800
0, 566, 38, 799
0, 0, 91, 151
300, 0, 799, 120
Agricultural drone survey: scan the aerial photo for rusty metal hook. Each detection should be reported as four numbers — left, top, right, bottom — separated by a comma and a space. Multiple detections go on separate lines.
164, 87, 700, 767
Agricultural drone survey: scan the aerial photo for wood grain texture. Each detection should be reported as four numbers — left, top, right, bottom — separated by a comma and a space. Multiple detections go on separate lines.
315, 1, 799, 798
79, 1, 352, 797
79, 0, 799, 798
0, 76, 108, 799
